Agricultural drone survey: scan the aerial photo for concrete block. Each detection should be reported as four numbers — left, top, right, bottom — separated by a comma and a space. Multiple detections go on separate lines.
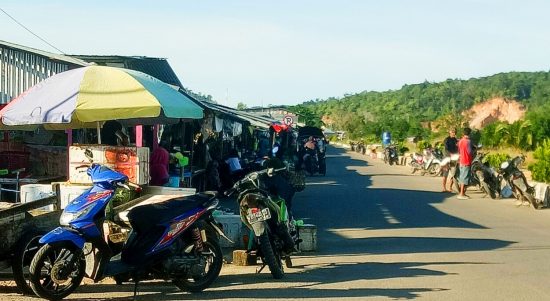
232, 250, 257, 266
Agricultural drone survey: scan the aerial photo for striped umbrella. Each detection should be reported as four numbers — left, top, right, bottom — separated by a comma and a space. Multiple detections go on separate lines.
0, 65, 203, 129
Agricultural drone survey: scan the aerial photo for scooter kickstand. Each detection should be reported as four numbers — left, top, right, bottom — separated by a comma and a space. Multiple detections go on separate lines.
133, 275, 140, 301
257, 263, 267, 274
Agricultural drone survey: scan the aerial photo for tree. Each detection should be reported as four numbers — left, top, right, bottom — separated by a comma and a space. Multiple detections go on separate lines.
236, 102, 248, 110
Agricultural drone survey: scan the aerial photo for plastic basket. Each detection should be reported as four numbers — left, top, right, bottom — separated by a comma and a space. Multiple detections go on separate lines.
0, 151, 30, 171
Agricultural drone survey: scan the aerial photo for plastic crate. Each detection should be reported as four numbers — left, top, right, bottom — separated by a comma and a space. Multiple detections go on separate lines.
0, 151, 30, 171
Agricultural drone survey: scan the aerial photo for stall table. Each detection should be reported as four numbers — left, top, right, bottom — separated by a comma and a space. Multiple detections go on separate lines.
0, 176, 65, 202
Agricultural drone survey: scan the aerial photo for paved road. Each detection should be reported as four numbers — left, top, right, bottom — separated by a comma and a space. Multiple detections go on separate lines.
3, 145, 550, 300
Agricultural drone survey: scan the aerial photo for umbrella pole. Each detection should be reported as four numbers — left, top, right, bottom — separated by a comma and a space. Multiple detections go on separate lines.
66, 129, 72, 181
97, 122, 102, 144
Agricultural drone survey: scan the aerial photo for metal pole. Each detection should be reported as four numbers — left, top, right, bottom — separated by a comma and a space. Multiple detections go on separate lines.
97, 122, 102, 144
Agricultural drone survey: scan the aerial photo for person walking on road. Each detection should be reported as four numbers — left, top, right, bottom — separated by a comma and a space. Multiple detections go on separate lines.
442, 129, 458, 192
457, 127, 473, 199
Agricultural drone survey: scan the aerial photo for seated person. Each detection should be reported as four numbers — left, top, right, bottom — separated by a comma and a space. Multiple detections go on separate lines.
225, 149, 246, 180
101, 120, 129, 146
304, 136, 316, 151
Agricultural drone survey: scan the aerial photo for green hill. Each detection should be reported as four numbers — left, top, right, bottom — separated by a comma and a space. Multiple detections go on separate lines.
293, 71, 550, 146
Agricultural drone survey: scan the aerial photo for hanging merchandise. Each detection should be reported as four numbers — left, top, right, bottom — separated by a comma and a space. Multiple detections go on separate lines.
232, 122, 242, 137
223, 119, 234, 134
215, 116, 224, 133
222, 132, 233, 141
202, 114, 214, 141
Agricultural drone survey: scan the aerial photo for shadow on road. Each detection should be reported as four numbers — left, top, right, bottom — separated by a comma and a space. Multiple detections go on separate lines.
59, 285, 445, 301
320, 236, 513, 256
63, 260, 474, 300
294, 145, 515, 255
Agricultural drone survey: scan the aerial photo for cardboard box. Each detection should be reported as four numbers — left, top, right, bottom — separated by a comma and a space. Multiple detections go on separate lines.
69, 145, 149, 184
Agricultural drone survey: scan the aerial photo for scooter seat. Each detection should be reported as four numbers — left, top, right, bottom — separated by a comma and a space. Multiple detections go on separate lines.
127, 193, 215, 233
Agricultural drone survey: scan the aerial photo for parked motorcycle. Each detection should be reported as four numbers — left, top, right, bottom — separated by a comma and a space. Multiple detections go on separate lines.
28, 150, 225, 300
384, 145, 399, 165
499, 155, 542, 209
225, 167, 297, 279
410, 152, 425, 174
471, 152, 500, 199
410, 148, 443, 176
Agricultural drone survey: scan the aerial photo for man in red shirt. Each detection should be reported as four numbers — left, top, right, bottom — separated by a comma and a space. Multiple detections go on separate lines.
457, 127, 473, 199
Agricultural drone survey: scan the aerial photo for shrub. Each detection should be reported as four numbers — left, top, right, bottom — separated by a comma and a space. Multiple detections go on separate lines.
528, 139, 550, 183
397, 142, 409, 154
483, 153, 511, 169
416, 140, 431, 152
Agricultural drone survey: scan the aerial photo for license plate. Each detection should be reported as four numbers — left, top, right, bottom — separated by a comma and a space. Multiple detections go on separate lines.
247, 208, 271, 224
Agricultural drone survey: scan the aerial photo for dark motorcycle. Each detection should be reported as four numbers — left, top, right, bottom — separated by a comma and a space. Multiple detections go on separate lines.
384, 145, 399, 165
471, 152, 500, 199
499, 155, 541, 209
225, 167, 297, 279
303, 149, 319, 176
297, 126, 327, 176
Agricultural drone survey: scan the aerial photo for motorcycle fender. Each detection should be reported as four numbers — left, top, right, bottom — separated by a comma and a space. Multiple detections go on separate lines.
208, 221, 234, 244
39, 227, 85, 249
251, 221, 266, 237
512, 177, 528, 192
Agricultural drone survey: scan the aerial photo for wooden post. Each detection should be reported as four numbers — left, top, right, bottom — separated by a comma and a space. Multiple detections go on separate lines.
135, 125, 143, 147
189, 122, 194, 169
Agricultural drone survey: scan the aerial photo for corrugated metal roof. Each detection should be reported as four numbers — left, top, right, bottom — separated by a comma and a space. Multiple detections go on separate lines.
202, 102, 279, 129
0, 40, 89, 66
69, 55, 183, 88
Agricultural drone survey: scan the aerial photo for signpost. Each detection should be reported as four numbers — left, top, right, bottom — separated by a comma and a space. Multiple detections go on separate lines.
283, 115, 294, 127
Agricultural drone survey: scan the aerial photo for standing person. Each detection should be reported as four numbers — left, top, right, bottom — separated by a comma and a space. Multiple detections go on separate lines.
441, 129, 459, 192
149, 144, 170, 186
457, 128, 473, 199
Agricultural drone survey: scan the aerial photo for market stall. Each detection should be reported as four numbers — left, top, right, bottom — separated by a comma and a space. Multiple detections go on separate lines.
0, 65, 203, 205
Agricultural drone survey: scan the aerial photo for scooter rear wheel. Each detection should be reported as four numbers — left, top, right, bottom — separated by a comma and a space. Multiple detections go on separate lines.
29, 243, 85, 300
173, 233, 223, 293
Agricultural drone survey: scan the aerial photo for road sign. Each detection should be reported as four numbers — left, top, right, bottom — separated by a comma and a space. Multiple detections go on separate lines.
283, 115, 294, 126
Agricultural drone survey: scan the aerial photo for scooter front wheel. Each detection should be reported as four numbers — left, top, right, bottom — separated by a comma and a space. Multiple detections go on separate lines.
29, 243, 85, 300
12, 230, 44, 295
259, 232, 284, 279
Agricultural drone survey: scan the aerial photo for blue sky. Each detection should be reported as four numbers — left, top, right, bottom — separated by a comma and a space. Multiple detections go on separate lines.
1, 0, 549, 108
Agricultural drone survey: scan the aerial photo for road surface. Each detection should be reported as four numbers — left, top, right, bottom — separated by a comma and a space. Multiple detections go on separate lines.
3, 145, 550, 300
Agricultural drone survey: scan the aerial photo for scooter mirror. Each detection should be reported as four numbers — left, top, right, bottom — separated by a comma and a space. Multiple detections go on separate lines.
84, 149, 94, 163
500, 161, 509, 169
267, 168, 274, 177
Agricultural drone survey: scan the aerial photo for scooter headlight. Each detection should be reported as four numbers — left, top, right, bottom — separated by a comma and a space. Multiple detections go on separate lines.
59, 204, 95, 226
59, 212, 77, 226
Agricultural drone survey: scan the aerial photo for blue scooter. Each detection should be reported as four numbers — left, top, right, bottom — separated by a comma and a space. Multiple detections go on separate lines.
28, 150, 226, 300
